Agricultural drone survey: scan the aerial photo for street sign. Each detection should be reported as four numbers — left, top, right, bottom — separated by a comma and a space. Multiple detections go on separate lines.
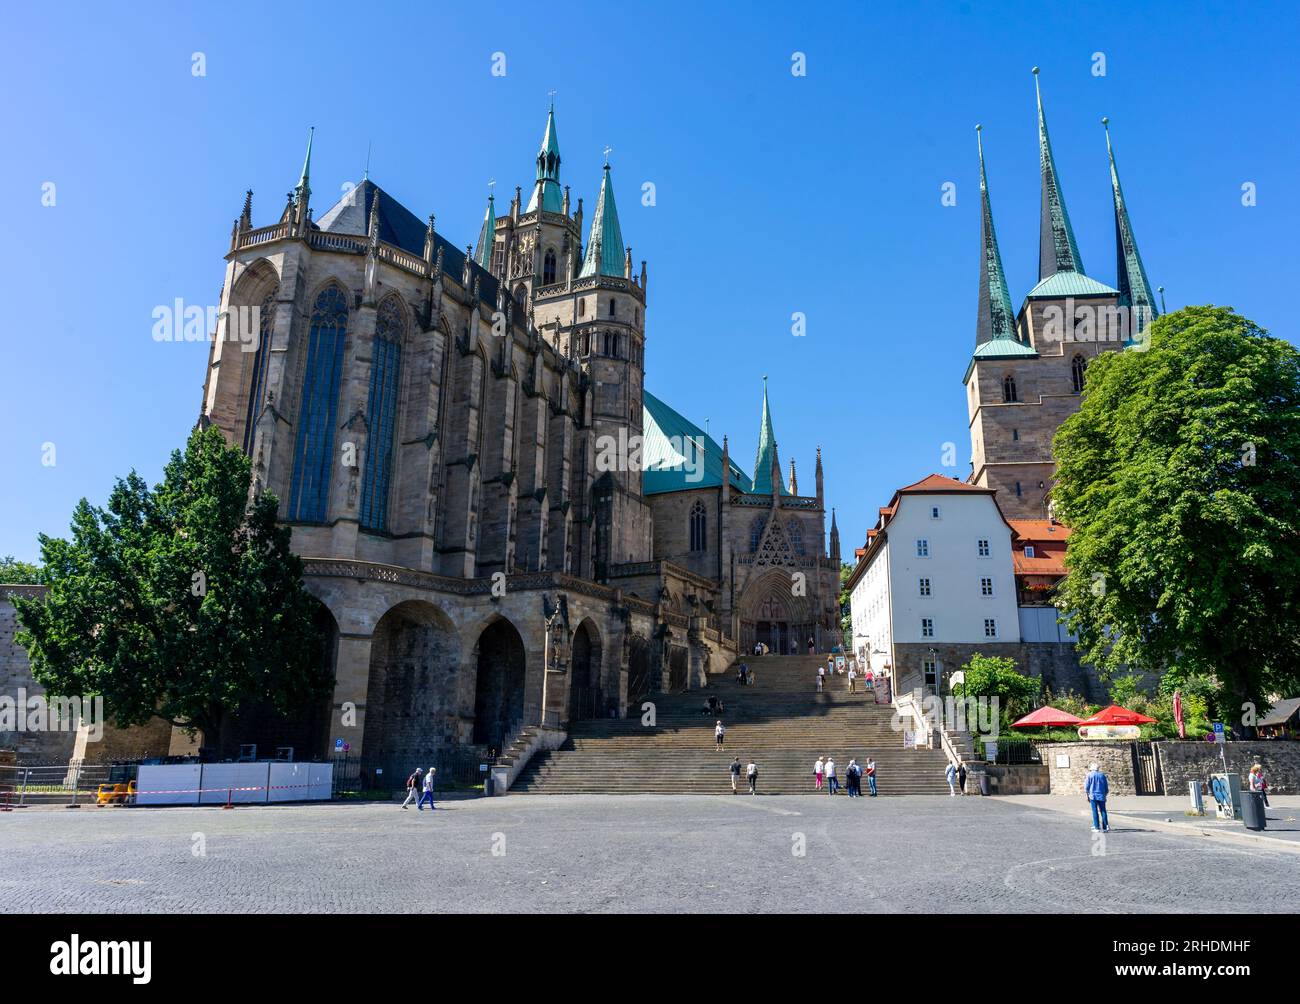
334, 739, 344, 752
479, 764, 489, 773
1213, 721, 1225, 744
343, 742, 351, 753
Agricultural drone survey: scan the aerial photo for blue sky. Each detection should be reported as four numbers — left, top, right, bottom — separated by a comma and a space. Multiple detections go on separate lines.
2, 0, 1296, 563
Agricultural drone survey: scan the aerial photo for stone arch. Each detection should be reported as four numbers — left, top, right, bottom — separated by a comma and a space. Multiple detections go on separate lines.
738, 568, 814, 655
568, 618, 604, 721
361, 600, 461, 778
627, 633, 652, 706
471, 615, 527, 748
222, 258, 280, 452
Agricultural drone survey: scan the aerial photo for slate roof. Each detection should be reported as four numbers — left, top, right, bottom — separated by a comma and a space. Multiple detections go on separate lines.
641, 390, 752, 495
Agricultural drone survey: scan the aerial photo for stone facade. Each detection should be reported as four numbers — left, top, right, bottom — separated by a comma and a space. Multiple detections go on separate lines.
0, 587, 78, 764
1039, 740, 1300, 796
893, 636, 1108, 701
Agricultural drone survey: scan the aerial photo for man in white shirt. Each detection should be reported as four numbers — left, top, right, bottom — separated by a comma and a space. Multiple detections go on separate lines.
714, 720, 726, 752
848, 666, 857, 693
746, 760, 758, 795
824, 757, 838, 796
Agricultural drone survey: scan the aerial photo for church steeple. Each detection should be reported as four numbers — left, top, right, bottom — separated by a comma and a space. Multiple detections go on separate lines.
474, 191, 496, 270
1103, 117, 1158, 332
526, 101, 563, 214
751, 376, 781, 496
975, 125, 1018, 348
293, 126, 314, 235
1034, 68, 1084, 280
579, 158, 626, 279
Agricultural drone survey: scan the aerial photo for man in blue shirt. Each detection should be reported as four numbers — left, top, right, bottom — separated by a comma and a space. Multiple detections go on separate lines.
1084, 762, 1109, 832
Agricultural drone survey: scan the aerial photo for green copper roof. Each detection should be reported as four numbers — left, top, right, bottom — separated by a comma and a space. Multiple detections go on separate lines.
474, 193, 496, 269
297, 126, 314, 198
973, 336, 1038, 359
579, 163, 626, 278
1025, 270, 1118, 298
1034, 69, 1085, 280
526, 104, 564, 214
1104, 118, 1159, 332
641, 390, 751, 495
975, 125, 1020, 349
749, 378, 789, 496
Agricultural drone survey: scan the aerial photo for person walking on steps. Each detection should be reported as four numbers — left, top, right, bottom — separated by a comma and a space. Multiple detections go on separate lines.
865, 758, 877, 796
816, 665, 825, 693
958, 761, 967, 795
814, 756, 825, 791
824, 757, 838, 795
402, 767, 423, 809
1085, 761, 1110, 833
946, 761, 958, 796
730, 757, 742, 794
848, 665, 857, 693
807, 637, 815, 656
715, 720, 726, 752
747, 759, 759, 795
417, 766, 437, 811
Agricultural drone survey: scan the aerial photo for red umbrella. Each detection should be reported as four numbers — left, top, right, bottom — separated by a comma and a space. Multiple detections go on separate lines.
1011, 706, 1084, 728
1173, 691, 1185, 739
1078, 704, 1158, 726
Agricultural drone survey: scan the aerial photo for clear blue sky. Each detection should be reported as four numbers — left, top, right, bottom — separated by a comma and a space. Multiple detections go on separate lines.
2, 0, 1296, 564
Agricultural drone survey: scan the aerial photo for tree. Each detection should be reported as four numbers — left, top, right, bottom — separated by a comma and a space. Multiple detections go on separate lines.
14, 424, 333, 747
1053, 306, 1300, 712
838, 561, 854, 650
0, 555, 43, 584
952, 654, 1040, 727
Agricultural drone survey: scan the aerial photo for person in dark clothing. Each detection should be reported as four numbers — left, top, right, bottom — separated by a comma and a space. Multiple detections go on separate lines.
957, 762, 968, 794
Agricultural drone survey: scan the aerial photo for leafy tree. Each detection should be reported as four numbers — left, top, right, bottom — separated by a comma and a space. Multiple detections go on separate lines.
838, 561, 854, 649
14, 424, 332, 748
952, 654, 1040, 727
1053, 306, 1300, 712
0, 555, 43, 584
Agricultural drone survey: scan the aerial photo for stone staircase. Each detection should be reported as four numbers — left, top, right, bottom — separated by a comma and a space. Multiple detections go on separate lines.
512, 655, 952, 795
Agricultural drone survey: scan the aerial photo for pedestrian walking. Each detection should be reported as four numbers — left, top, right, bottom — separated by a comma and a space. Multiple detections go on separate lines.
1249, 763, 1270, 807
958, 762, 967, 795
816, 667, 824, 693
824, 757, 838, 795
730, 757, 742, 794
714, 720, 726, 752
747, 759, 759, 795
417, 766, 437, 811
946, 761, 958, 796
401, 767, 423, 809
846, 759, 861, 797
814, 756, 824, 791
865, 758, 877, 796
807, 636, 815, 656
848, 666, 857, 694
1084, 761, 1109, 832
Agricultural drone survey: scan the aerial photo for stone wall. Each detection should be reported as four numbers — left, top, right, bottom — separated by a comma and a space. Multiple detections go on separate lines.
1, 586, 79, 764
1157, 741, 1300, 796
983, 763, 1050, 795
1038, 742, 1137, 795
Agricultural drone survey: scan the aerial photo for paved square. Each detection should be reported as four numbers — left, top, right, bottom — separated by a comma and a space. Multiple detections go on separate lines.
2, 795, 1297, 913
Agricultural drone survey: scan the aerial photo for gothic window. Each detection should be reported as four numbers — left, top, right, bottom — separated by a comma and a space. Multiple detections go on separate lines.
543, 248, 557, 285
602, 331, 611, 356
609, 299, 616, 318
289, 285, 349, 522
578, 298, 586, 317
360, 296, 405, 532
1002, 374, 1018, 403
689, 500, 706, 552
750, 516, 766, 552
1071, 354, 1087, 393
787, 518, 804, 554
514, 284, 525, 304
242, 287, 278, 455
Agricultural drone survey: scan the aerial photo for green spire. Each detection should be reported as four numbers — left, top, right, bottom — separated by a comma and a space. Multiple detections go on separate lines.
526, 101, 564, 214
750, 376, 781, 495
1034, 68, 1084, 279
1103, 117, 1158, 331
297, 126, 314, 199
975, 125, 1018, 348
474, 191, 496, 270
579, 161, 626, 278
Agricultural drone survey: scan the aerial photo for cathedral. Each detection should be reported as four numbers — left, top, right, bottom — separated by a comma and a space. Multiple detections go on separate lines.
200, 104, 841, 772
965, 69, 1160, 516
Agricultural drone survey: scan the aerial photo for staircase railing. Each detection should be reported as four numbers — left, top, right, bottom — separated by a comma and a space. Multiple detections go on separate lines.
893, 690, 934, 749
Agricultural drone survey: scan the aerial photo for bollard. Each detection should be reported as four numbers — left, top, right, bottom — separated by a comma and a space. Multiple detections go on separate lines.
67, 764, 81, 809
222, 787, 234, 809
1188, 779, 1204, 815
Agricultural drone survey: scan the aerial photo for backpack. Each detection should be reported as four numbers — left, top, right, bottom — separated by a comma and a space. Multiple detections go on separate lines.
407, 771, 420, 789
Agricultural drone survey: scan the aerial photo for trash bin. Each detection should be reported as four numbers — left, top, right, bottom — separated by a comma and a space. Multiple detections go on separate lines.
484, 773, 495, 798
1241, 790, 1267, 831
979, 774, 991, 796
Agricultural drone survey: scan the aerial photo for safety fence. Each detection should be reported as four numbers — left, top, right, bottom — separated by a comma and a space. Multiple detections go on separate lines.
0, 763, 114, 807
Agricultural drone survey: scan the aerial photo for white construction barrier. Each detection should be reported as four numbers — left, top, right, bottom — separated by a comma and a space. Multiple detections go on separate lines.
307, 762, 333, 800
268, 762, 313, 802
135, 764, 203, 806
199, 762, 270, 804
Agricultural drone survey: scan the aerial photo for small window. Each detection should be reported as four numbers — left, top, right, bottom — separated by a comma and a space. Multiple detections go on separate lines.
1002, 374, 1018, 403
930, 505, 941, 519
1024, 545, 1036, 558
923, 658, 938, 690
921, 618, 934, 639
916, 539, 929, 558
1071, 354, 1087, 393
918, 577, 931, 597
1015, 481, 1023, 497
984, 618, 998, 638
977, 539, 990, 557
609, 299, 616, 318
1012, 428, 1020, 442
578, 299, 586, 317
543, 248, 557, 285
689, 500, 706, 552
980, 577, 993, 596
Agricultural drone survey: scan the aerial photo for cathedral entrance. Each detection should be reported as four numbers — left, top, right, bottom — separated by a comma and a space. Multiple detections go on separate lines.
627, 634, 651, 707
755, 597, 789, 654
473, 618, 527, 747
567, 619, 603, 721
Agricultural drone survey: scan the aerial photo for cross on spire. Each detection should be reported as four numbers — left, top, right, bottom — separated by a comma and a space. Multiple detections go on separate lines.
603, 145, 613, 166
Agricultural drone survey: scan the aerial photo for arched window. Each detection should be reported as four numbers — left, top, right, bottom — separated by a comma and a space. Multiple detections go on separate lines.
514, 284, 525, 305
750, 516, 766, 552
543, 249, 557, 285
289, 285, 349, 522
609, 299, 616, 318
242, 286, 278, 455
787, 518, 804, 555
1002, 374, 1018, 403
360, 297, 405, 532
689, 500, 706, 552
1070, 354, 1087, 394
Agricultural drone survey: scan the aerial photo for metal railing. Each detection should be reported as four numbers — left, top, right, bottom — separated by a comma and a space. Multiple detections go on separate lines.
0, 762, 114, 807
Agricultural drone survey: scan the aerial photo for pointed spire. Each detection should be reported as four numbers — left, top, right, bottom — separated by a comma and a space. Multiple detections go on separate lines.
975, 125, 1018, 348
367, 187, 381, 251
580, 161, 626, 278
789, 458, 799, 496
296, 127, 314, 201
1103, 117, 1158, 331
751, 376, 781, 496
239, 189, 253, 231
475, 191, 496, 270
526, 101, 563, 214
1033, 68, 1084, 279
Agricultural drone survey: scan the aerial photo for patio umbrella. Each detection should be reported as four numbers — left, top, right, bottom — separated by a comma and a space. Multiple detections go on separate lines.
1012, 706, 1084, 728
1078, 704, 1157, 726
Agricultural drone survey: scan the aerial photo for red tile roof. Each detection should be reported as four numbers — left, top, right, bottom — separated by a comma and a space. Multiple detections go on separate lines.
1008, 519, 1071, 576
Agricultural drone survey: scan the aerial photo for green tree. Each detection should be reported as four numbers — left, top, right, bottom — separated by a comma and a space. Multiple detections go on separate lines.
14, 424, 332, 747
838, 561, 853, 650
1053, 306, 1300, 711
952, 654, 1040, 727
0, 555, 43, 584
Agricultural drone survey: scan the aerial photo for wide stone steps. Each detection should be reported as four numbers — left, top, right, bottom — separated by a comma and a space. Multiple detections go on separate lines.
512, 655, 946, 795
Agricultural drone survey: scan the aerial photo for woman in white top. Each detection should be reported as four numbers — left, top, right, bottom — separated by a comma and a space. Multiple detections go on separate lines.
814, 757, 824, 790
